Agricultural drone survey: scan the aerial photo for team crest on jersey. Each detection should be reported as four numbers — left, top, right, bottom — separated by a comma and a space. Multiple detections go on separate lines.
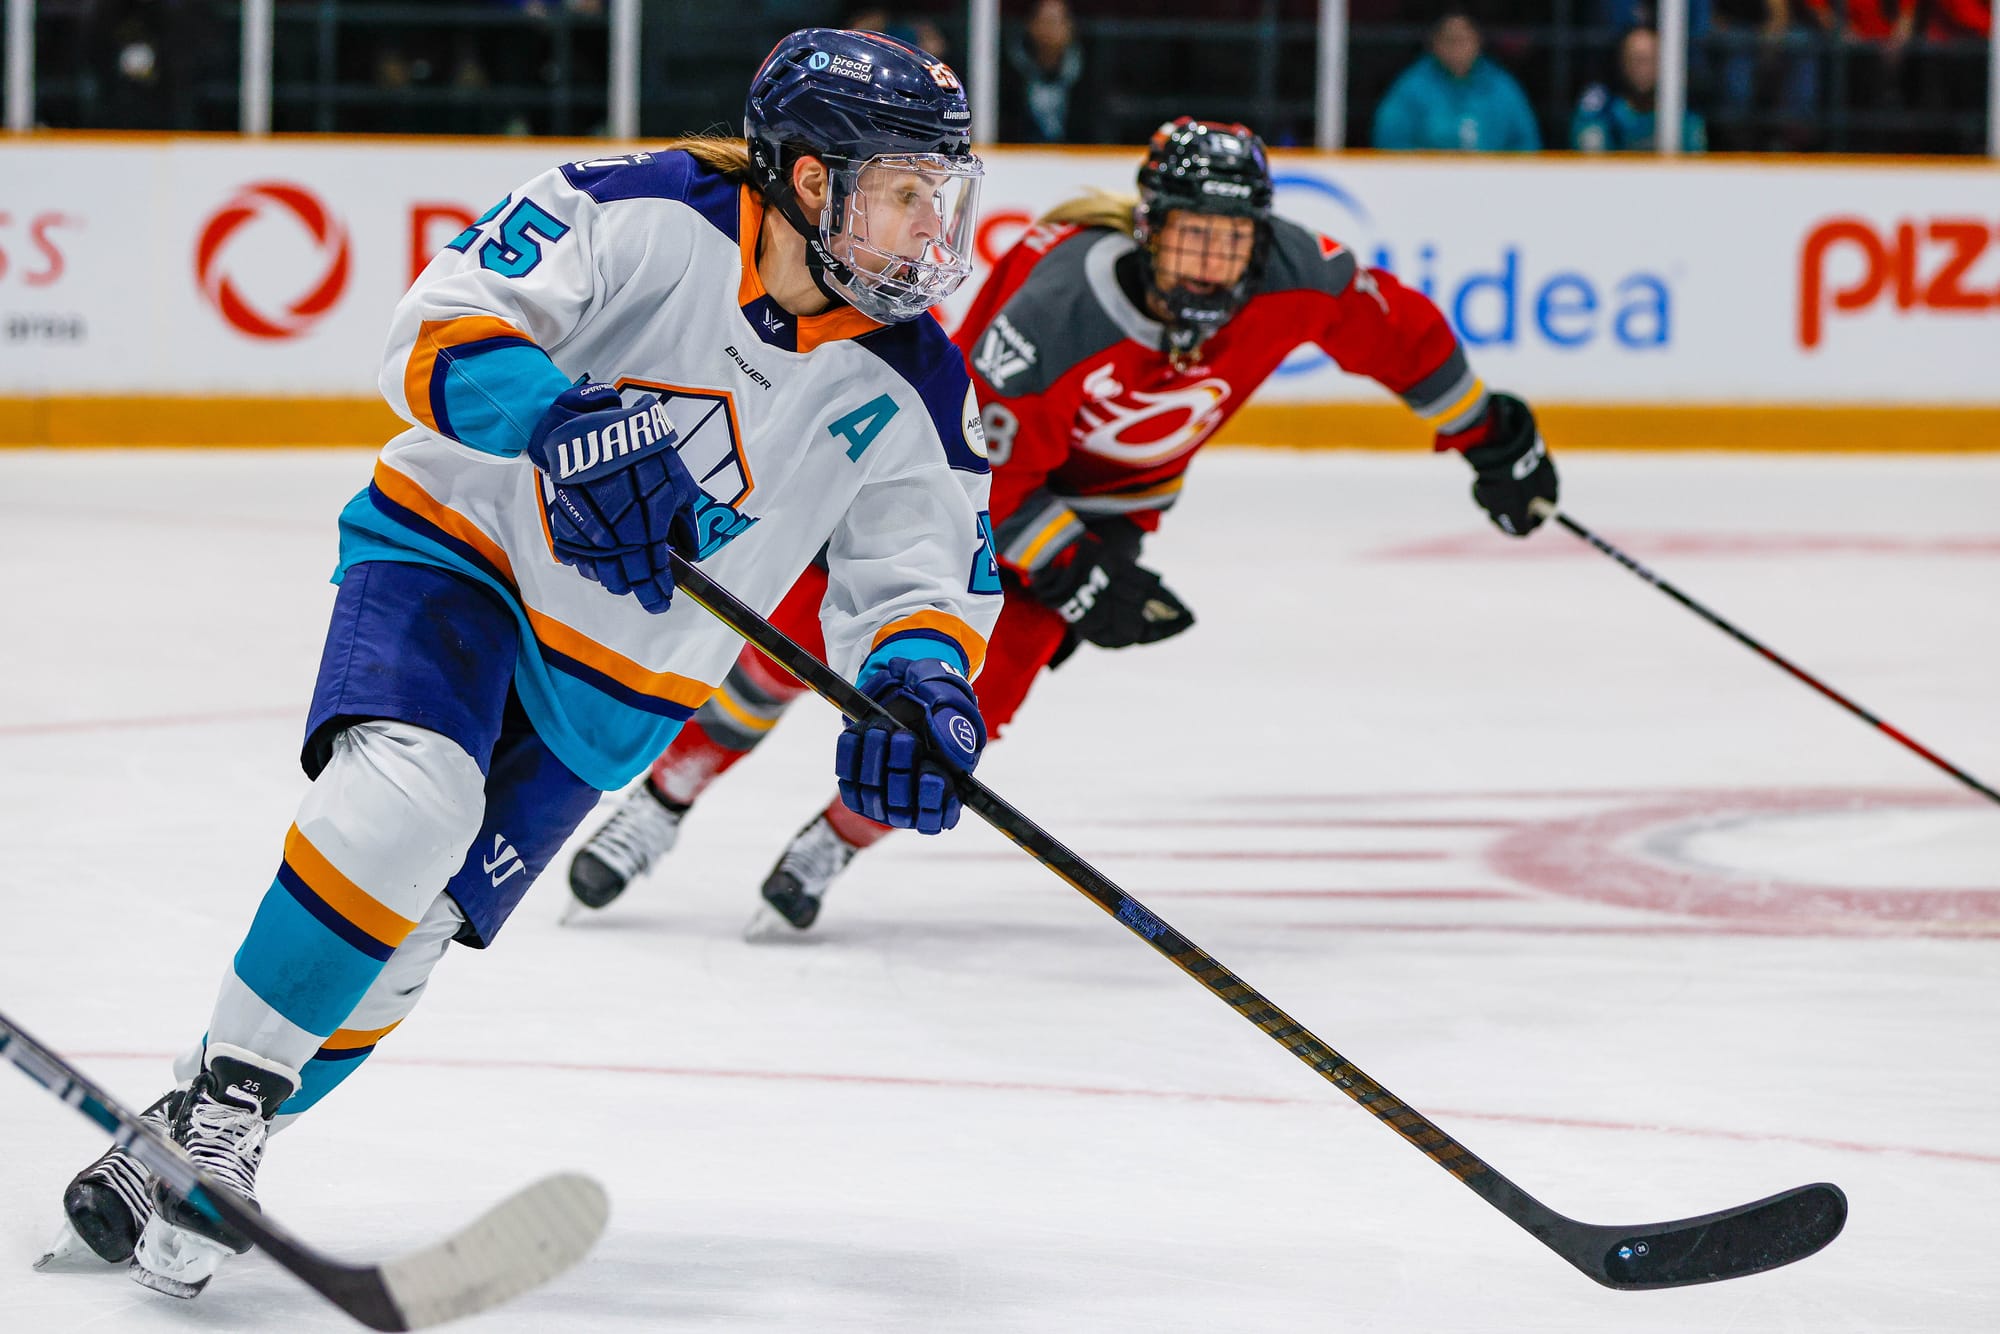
1073, 367, 1233, 467
615, 377, 759, 558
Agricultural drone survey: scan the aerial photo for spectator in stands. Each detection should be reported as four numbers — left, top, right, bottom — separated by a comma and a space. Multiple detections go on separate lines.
1572, 26, 1707, 150
1699, 0, 1819, 150
1372, 9, 1541, 150
999, 0, 1101, 143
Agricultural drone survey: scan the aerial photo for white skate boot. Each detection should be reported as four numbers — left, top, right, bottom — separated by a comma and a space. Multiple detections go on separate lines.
565, 784, 685, 916
745, 813, 860, 939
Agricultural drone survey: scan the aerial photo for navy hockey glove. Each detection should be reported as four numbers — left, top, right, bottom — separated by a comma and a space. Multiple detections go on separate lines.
836, 658, 986, 835
1462, 392, 1558, 537
1028, 529, 1194, 650
525, 381, 699, 613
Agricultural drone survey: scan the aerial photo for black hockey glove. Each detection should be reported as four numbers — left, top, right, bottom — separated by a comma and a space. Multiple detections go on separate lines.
1027, 531, 1195, 649
1462, 392, 1558, 537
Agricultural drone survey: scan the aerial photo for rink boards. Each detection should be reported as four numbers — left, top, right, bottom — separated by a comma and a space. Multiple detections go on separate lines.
2, 136, 1998, 449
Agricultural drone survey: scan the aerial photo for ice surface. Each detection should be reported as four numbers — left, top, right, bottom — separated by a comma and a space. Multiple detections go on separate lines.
2, 448, 1996, 1331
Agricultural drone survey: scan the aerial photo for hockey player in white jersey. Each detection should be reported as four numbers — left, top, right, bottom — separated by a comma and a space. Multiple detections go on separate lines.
43, 28, 1000, 1299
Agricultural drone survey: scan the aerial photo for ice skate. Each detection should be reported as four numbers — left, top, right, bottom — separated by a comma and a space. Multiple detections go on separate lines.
36, 1089, 184, 1271
565, 784, 685, 916
745, 813, 859, 939
131, 1045, 296, 1299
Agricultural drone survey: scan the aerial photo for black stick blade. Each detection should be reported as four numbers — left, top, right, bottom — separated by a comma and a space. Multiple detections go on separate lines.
1584, 1183, 1848, 1290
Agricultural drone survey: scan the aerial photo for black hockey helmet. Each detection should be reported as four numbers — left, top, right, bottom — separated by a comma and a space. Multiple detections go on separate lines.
745, 29, 983, 322
1133, 117, 1275, 349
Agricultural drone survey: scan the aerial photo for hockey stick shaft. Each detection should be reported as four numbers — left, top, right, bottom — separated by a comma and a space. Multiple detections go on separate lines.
669, 554, 1843, 1288
1537, 503, 2000, 805
0, 1011, 606, 1329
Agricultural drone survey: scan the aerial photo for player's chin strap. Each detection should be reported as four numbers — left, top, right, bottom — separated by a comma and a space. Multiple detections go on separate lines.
761, 155, 858, 311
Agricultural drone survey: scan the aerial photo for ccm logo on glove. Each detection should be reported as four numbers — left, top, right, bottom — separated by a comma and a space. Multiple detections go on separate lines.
1056, 564, 1111, 624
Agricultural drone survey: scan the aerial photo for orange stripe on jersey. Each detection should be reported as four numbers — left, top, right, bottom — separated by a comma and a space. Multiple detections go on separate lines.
1013, 509, 1081, 571
734, 187, 881, 353
402, 317, 535, 434
735, 187, 762, 310
1109, 477, 1184, 504
320, 1020, 403, 1051
523, 607, 717, 710
283, 825, 420, 951
1423, 377, 1487, 425
370, 461, 518, 586
872, 611, 989, 677
706, 687, 782, 734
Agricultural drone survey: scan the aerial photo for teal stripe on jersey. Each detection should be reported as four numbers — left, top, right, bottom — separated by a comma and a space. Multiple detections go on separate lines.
437, 344, 570, 457
232, 878, 390, 1038
858, 632, 970, 682
334, 490, 685, 792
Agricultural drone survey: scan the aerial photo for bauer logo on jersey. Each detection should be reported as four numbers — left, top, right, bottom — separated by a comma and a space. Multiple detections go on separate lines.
973, 314, 1037, 389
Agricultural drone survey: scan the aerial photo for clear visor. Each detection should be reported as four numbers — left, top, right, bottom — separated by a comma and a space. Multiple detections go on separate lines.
820, 152, 983, 324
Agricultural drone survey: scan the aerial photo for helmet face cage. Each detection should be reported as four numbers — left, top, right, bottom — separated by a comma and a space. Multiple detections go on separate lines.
1134, 117, 1275, 339
819, 151, 984, 323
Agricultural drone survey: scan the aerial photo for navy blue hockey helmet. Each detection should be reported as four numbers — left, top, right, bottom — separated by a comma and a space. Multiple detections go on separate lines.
746, 29, 983, 323
1133, 117, 1275, 350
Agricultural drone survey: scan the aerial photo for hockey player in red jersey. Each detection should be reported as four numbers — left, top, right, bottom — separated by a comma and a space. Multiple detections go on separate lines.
563, 116, 1559, 930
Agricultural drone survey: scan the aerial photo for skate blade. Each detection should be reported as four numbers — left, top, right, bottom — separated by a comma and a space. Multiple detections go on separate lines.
557, 895, 589, 926
131, 1213, 229, 1300
742, 904, 813, 943
128, 1259, 210, 1299
34, 1222, 115, 1273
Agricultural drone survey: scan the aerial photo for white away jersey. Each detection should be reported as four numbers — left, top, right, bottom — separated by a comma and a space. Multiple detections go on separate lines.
336, 150, 999, 791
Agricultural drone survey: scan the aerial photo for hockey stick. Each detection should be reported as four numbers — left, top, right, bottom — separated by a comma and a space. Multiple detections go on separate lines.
1531, 500, 2000, 805
667, 553, 1846, 1290
1, 1011, 607, 1329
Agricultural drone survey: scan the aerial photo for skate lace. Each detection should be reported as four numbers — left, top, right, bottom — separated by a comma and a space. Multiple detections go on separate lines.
778, 818, 855, 891
588, 791, 680, 878
182, 1092, 269, 1197
85, 1097, 175, 1220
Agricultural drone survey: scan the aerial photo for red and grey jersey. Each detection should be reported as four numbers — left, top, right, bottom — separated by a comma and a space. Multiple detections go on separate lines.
952, 217, 1491, 578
